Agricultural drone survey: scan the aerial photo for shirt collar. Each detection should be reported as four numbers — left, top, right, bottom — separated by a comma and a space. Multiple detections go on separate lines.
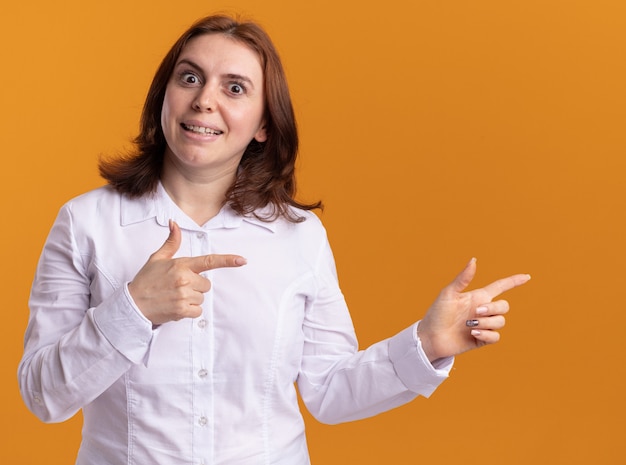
120, 181, 277, 233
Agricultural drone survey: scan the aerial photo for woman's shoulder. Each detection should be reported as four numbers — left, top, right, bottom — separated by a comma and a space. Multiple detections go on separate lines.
58, 185, 149, 227
269, 207, 330, 247
239, 204, 326, 241
62, 185, 153, 213
62, 184, 120, 208
263, 205, 325, 231
49, 186, 120, 229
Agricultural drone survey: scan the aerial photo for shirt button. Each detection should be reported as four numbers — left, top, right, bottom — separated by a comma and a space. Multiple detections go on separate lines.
33, 395, 43, 405
198, 416, 208, 426
196, 232, 204, 239
198, 369, 208, 378
197, 319, 207, 329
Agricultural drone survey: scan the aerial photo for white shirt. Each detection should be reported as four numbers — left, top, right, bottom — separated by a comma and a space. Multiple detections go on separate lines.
19, 183, 453, 465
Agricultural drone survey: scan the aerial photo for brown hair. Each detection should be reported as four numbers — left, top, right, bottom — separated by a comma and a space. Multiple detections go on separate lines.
99, 14, 321, 222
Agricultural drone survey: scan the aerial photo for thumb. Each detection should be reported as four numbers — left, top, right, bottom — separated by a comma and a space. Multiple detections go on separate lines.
151, 220, 182, 260
447, 257, 477, 294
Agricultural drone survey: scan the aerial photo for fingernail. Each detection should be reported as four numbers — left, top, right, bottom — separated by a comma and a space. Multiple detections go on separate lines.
476, 306, 488, 315
235, 257, 248, 266
466, 319, 479, 327
471, 330, 481, 337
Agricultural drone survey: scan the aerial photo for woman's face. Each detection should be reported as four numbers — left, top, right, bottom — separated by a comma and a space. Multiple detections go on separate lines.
161, 33, 267, 180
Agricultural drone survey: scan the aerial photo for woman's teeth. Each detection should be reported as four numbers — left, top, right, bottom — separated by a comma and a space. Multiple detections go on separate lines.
182, 123, 223, 135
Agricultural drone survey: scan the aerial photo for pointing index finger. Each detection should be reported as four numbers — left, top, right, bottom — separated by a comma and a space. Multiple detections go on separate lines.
482, 273, 531, 300
186, 254, 248, 274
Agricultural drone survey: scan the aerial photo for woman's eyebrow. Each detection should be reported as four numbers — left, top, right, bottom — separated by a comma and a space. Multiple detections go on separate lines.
224, 73, 255, 89
175, 58, 203, 74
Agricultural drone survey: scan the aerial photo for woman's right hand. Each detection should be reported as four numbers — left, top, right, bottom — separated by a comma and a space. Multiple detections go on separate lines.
128, 220, 246, 325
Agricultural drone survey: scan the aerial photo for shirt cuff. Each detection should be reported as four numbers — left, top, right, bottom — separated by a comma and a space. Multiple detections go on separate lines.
92, 284, 154, 365
388, 322, 454, 397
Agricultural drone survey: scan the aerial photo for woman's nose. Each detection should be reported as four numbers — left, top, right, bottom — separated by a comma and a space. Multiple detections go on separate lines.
193, 87, 216, 112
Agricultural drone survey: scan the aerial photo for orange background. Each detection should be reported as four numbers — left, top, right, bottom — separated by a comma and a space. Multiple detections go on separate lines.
2, 0, 625, 463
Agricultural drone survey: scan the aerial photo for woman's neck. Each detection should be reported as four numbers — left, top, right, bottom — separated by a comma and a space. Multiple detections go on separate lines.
160, 160, 237, 226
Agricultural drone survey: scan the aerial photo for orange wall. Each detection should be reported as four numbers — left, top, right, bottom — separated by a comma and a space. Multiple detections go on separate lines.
2, 1, 625, 463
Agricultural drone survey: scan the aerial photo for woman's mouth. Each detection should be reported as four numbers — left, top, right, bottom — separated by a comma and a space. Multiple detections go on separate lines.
181, 123, 223, 135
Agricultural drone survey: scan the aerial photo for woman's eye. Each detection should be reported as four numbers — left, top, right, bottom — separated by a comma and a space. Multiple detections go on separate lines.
228, 83, 245, 94
181, 72, 199, 85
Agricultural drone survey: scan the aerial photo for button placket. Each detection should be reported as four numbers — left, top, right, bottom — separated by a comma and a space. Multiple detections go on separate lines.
190, 227, 213, 461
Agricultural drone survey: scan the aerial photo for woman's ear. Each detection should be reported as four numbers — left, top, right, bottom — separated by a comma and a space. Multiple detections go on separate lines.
254, 122, 268, 143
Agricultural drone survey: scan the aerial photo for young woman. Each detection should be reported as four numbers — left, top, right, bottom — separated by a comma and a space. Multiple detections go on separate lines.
18, 14, 530, 465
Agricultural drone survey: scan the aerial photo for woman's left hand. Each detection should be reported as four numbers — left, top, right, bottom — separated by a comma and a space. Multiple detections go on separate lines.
417, 258, 531, 362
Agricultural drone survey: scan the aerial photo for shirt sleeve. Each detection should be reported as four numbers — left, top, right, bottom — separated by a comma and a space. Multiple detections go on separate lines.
296, 234, 453, 425
18, 203, 154, 423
